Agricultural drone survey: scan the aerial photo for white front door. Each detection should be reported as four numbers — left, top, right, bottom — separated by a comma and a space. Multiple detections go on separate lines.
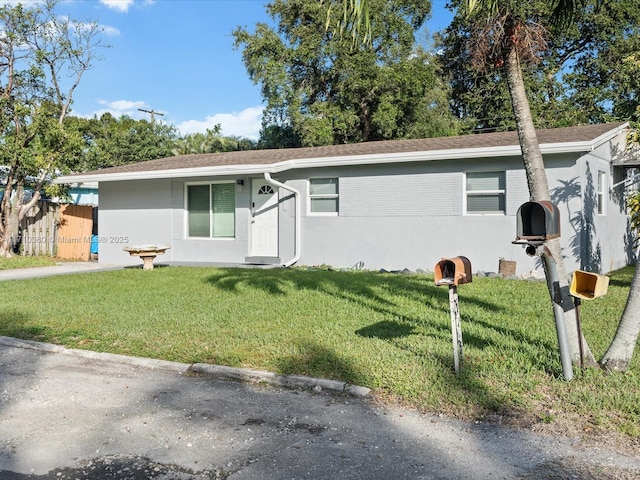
251, 180, 279, 257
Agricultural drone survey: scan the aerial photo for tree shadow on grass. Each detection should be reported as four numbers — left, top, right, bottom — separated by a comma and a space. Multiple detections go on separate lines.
206, 268, 503, 319
355, 320, 416, 339
206, 268, 562, 374
429, 350, 532, 419
0, 311, 52, 343
273, 339, 369, 386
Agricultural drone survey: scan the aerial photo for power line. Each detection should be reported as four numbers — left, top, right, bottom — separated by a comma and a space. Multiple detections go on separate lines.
138, 108, 165, 123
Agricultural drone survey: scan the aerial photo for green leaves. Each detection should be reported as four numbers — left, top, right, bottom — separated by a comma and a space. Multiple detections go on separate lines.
440, 0, 640, 132
1, 0, 106, 251
67, 114, 179, 171
323, 0, 372, 46
235, 0, 458, 147
628, 190, 640, 247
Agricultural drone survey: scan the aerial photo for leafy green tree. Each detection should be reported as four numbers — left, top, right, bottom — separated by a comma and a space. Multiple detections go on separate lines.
627, 192, 640, 247
233, 0, 459, 148
561, 0, 640, 124
67, 114, 179, 171
171, 125, 256, 155
0, 0, 105, 257
258, 125, 301, 149
439, 0, 640, 133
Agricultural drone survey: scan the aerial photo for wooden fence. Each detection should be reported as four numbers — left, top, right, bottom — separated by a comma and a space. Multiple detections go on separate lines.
20, 201, 59, 257
19, 201, 94, 260
56, 204, 94, 261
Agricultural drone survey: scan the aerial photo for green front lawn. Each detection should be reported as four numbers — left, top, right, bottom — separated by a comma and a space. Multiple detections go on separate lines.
0, 256, 58, 270
0, 265, 638, 440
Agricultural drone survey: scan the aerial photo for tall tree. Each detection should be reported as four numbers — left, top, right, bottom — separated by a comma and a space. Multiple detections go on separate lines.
234, 0, 459, 148
330, 0, 640, 373
68, 113, 179, 171
439, 0, 640, 133
0, 0, 105, 257
461, 0, 595, 375
171, 125, 256, 156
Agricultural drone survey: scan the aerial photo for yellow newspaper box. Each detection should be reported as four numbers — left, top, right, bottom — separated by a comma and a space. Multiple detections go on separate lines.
434, 256, 472, 286
570, 270, 609, 300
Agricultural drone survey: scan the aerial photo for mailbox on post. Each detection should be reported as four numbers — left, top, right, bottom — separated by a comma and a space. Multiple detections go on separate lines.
570, 270, 609, 300
433, 256, 472, 375
570, 270, 609, 370
513, 200, 573, 380
515, 201, 561, 244
434, 256, 472, 287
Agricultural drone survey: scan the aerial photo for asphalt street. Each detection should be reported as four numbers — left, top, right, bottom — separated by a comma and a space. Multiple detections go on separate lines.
1, 338, 640, 480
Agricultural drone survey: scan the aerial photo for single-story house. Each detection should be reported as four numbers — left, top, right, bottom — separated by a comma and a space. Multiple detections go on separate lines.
56, 122, 639, 276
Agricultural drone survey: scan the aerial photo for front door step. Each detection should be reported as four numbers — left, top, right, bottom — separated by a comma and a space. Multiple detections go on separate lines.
244, 256, 281, 265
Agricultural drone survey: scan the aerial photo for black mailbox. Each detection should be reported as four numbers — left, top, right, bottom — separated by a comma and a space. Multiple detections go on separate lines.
515, 201, 560, 243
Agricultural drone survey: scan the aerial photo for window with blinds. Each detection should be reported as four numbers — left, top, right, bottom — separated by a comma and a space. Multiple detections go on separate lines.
187, 183, 235, 238
597, 171, 606, 215
309, 178, 339, 214
465, 172, 506, 214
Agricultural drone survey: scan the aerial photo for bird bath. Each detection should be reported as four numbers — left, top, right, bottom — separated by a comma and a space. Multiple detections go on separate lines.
123, 245, 171, 270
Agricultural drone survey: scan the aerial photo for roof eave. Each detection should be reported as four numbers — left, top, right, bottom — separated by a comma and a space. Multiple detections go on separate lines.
55, 132, 617, 184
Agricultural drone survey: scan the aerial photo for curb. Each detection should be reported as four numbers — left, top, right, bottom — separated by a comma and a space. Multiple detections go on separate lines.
188, 363, 371, 397
0, 336, 371, 397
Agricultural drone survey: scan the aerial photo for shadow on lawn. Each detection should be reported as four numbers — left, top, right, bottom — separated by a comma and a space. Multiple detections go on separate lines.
0, 310, 52, 343
275, 339, 369, 384
206, 268, 559, 366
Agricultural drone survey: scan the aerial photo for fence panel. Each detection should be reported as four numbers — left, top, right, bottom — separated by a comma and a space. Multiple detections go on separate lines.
56, 204, 94, 261
20, 201, 59, 257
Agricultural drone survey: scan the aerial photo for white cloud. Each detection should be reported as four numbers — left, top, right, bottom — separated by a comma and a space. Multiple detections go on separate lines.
100, 25, 120, 36
99, 0, 134, 12
177, 106, 263, 140
81, 99, 159, 120
77, 101, 262, 139
98, 0, 154, 12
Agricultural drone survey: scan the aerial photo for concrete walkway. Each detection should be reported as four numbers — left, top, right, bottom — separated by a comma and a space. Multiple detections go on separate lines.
0, 262, 122, 281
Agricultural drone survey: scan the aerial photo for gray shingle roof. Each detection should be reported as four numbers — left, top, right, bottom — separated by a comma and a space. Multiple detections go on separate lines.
70, 122, 628, 178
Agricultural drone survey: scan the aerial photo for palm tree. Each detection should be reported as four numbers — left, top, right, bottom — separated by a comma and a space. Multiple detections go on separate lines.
461, 0, 640, 373
327, 0, 640, 372
461, 1, 598, 373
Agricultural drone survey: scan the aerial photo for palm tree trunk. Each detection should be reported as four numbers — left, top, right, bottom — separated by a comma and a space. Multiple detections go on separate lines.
503, 44, 598, 368
600, 261, 640, 372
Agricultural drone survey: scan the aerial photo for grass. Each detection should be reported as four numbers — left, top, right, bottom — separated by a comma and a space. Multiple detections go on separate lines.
0, 255, 58, 270
0, 264, 638, 441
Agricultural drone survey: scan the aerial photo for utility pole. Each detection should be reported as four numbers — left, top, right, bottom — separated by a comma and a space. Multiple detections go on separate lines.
138, 108, 164, 123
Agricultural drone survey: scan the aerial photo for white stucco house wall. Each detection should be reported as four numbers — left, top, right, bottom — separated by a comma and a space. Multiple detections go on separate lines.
56, 122, 639, 276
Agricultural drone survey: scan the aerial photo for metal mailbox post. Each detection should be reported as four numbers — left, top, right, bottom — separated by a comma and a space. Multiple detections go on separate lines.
513, 201, 573, 381
434, 256, 472, 374
570, 270, 610, 368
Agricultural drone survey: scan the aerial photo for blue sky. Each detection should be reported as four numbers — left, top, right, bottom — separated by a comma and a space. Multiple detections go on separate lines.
13, 0, 454, 140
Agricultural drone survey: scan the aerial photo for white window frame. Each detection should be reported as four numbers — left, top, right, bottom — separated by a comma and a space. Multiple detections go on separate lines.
185, 181, 236, 239
464, 171, 506, 215
308, 177, 339, 216
597, 170, 607, 215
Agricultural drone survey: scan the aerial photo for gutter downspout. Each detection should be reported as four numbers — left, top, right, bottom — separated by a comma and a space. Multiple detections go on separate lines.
264, 172, 300, 267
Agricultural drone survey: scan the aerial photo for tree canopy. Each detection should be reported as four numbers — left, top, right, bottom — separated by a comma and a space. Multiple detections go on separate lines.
234, 0, 459, 147
171, 125, 256, 155
439, 0, 640, 133
0, 0, 105, 256
67, 114, 179, 171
